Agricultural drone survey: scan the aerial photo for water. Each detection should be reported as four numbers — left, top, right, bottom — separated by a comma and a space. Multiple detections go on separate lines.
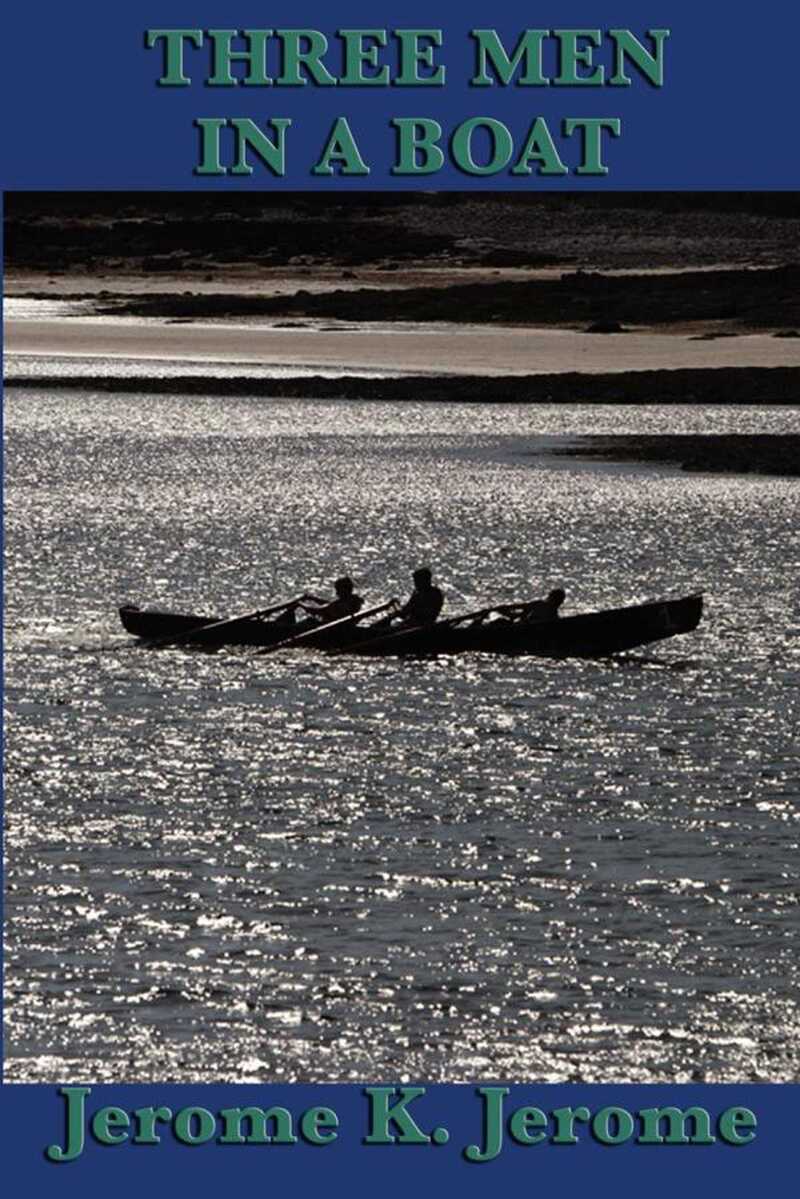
4, 386, 799, 1083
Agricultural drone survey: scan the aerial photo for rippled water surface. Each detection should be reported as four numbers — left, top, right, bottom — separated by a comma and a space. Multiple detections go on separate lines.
4, 387, 800, 1082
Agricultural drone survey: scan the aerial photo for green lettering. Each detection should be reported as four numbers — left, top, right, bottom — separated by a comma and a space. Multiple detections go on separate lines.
219, 1107, 272, 1145
230, 117, 291, 176
508, 1106, 547, 1145
511, 116, 568, 175
470, 29, 549, 86
464, 1087, 507, 1163
312, 117, 369, 175
45, 1087, 90, 1164
592, 1106, 636, 1145
207, 29, 273, 86
609, 29, 669, 86
554, 29, 604, 85
257, 1106, 298, 1144
364, 1086, 431, 1144
91, 1107, 130, 1146
391, 118, 444, 174
451, 117, 514, 176
173, 1107, 216, 1146
300, 1107, 339, 1146
276, 30, 337, 86
563, 117, 620, 174
338, 30, 390, 85
551, 1105, 591, 1145
132, 1106, 173, 1145
394, 30, 445, 85
718, 1108, 757, 1147
145, 29, 204, 86
195, 117, 228, 175
638, 1106, 716, 1145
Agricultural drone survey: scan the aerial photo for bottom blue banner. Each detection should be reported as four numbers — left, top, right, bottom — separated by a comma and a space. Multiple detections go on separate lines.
1, 1083, 794, 1195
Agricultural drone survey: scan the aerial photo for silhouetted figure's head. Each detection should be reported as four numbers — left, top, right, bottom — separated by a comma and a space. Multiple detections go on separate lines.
335, 577, 355, 597
549, 588, 566, 610
413, 567, 433, 588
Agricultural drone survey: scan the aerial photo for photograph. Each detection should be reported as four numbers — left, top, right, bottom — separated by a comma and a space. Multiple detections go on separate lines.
3, 190, 799, 1087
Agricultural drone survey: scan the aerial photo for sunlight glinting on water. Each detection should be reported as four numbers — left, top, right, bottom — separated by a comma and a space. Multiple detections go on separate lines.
4, 386, 799, 1082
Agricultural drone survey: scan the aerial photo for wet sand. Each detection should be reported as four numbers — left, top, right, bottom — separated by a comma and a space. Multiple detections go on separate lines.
7, 315, 800, 378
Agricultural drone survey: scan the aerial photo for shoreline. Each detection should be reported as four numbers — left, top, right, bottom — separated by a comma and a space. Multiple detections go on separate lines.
8, 264, 800, 338
6, 196, 799, 477
85, 265, 800, 335
7, 194, 800, 341
7, 366, 800, 406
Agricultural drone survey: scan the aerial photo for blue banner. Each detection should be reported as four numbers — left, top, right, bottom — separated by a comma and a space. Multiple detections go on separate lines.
4, 1083, 797, 1193
0, 2, 798, 189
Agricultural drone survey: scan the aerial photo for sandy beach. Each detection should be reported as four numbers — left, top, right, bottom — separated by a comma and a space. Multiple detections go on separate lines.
7, 313, 800, 378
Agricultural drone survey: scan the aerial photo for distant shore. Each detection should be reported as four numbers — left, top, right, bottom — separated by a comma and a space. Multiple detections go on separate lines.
6, 193, 800, 340
81, 265, 800, 335
8, 265, 800, 338
6, 194, 800, 455
8, 367, 800, 406
6, 191, 800, 275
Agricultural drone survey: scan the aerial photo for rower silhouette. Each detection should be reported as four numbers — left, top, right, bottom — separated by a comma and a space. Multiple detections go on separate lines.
301, 576, 364, 624
372, 567, 444, 631
397, 567, 444, 626
493, 587, 566, 623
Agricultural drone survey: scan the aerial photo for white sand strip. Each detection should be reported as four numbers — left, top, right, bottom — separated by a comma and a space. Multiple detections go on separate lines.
6, 316, 800, 377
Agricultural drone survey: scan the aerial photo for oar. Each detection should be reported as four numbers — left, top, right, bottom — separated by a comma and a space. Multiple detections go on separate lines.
446, 606, 495, 627
337, 604, 494, 657
137, 595, 306, 651
254, 600, 397, 655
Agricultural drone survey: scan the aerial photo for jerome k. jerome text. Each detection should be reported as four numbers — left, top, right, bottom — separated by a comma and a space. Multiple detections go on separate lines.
45, 1085, 757, 1163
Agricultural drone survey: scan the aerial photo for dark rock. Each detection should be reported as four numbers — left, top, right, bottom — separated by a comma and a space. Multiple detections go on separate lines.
584, 320, 626, 334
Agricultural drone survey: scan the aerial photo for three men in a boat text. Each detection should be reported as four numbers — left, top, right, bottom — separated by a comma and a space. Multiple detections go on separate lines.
46, 1084, 755, 1163
143, 28, 668, 177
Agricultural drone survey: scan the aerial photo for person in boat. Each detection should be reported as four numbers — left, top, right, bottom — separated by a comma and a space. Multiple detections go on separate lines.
299, 576, 364, 625
364, 567, 443, 633
390, 567, 445, 628
490, 587, 566, 624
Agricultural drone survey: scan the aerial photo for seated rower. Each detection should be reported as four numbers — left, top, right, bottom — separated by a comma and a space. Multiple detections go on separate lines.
300, 576, 364, 625
492, 587, 565, 624
368, 567, 444, 632
395, 567, 444, 627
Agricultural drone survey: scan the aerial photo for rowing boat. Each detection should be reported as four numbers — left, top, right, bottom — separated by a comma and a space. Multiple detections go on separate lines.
348, 593, 703, 657
118, 593, 703, 657
118, 603, 293, 648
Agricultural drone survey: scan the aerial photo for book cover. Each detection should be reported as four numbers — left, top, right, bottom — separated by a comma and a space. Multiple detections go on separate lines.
2, 4, 798, 1194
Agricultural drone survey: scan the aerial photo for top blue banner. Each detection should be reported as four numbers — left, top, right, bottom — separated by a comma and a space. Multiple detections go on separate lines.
1, 0, 798, 189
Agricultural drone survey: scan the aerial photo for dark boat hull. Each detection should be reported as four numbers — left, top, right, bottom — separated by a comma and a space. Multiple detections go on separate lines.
349, 593, 704, 657
118, 604, 292, 648
119, 594, 703, 657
